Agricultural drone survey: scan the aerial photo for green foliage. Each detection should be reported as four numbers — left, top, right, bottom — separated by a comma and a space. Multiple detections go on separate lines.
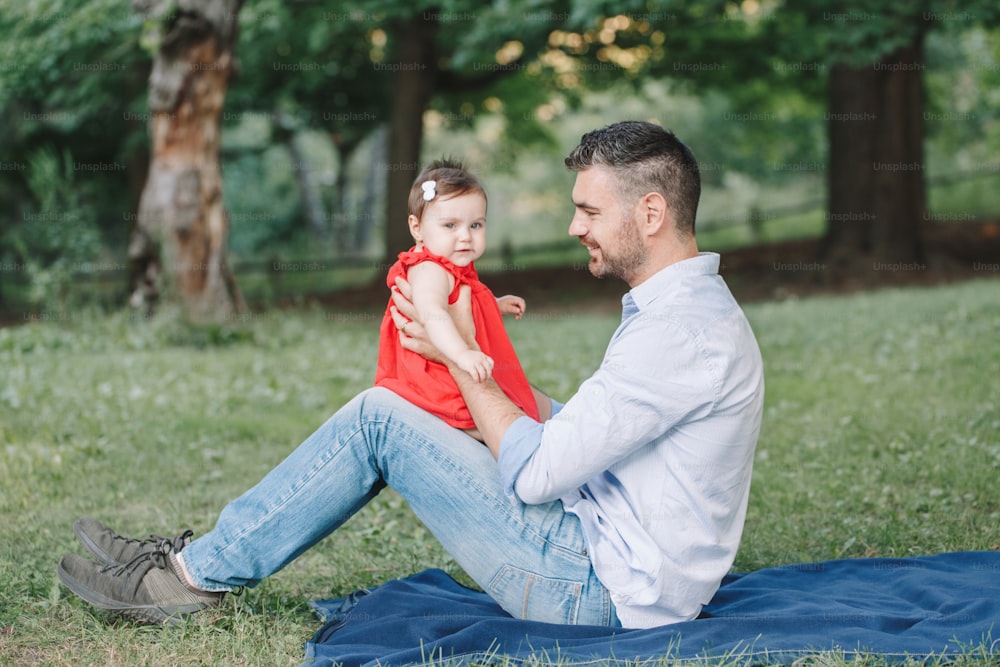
137, 0, 179, 55
222, 144, 304, 254
3, 148, 104, 310
924, 26, 1000, 171
794, 0, 1000, 67
0, 0, 143, 106
3, 0, 1000, 321
0, 0, 148, 143
0, 0, 150, 312
228, 0, 388, 132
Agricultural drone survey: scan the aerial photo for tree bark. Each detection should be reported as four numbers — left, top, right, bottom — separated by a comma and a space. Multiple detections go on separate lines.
821, 37, 927, 273
821, 61, 878, 272
871, 40, 927, 266
331, 135, 360, 254
128, 0, 245, 321
383, 14, 437, 266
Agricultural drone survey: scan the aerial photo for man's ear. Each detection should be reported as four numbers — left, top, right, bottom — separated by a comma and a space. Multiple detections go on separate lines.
407, 214, 422, 243
639, 192, 669, 236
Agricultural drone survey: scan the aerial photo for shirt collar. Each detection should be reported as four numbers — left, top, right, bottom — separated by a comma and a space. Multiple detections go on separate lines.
623, 252, 721, 312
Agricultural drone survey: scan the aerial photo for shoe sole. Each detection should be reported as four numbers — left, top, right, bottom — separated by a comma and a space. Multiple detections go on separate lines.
56, 560, 203, 626
73, 519, 117, 567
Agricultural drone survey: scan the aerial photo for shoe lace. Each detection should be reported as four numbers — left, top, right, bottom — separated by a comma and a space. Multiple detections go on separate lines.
100, 540, 245, 598
114, 529, 194, 553
100, 542, 173, 597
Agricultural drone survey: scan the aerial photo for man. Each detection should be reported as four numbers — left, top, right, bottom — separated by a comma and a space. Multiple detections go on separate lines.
58, 121, 764, 629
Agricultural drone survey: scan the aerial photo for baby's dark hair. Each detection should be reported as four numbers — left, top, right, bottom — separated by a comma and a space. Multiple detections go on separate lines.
408, 158, 487, 219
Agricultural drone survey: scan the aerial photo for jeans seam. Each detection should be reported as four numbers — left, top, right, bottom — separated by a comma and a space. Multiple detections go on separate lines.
489, 565, 584, 624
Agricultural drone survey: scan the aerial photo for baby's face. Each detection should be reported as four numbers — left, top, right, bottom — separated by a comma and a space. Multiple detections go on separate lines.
411, 192, 488, 267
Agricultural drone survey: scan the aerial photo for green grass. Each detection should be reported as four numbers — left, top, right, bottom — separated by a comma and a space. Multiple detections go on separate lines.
1, 278, 999, 665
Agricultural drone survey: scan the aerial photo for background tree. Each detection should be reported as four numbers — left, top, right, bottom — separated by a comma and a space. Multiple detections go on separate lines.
0, 0, 150, 309
2, 0, 997, 320
223, 2, 389, 251
128, 0, 246, 320
361, 0, 577, 264
802, 2, 936, 270
780, 1, 999, 272
560, 0, 998, 273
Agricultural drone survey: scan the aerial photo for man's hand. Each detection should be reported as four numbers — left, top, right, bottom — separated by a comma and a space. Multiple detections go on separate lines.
390, 276, 476, 363
391, 275, 525, 458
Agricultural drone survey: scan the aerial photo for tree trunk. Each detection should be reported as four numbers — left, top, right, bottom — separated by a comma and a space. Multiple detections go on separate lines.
128, 0, 245, 322
821, 37, 927, 274
383, 15, 437, 266
331, 136, 360, 254
124, 116, 152, 311
357, 126, 388, 255
871, 40, 927, 266
821, 62, 879, 272
274, 114, 330, 241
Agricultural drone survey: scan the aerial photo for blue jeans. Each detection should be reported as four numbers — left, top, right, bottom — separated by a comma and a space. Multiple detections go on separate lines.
179, 388, 619, 626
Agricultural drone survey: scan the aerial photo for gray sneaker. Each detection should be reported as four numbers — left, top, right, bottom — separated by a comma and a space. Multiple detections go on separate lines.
74, 517, 193, 567
57, 546, 224, 625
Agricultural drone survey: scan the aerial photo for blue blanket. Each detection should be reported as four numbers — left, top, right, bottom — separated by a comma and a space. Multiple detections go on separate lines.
303, 551, 1000, 666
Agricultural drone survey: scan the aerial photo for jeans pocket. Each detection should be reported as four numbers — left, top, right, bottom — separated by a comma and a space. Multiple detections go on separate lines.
488, 565, 583, 624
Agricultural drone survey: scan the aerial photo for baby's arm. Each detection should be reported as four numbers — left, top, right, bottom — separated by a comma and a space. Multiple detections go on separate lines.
497, 294, 526, 319
408, 261, 494, 382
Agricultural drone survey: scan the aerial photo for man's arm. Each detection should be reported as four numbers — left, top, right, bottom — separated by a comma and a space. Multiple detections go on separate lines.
449, 369, 526, 459
531, 385, 553, 422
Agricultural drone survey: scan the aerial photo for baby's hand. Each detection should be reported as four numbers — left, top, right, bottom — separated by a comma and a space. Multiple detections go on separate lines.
456, 349, 494, 382
497, 294, 526, 320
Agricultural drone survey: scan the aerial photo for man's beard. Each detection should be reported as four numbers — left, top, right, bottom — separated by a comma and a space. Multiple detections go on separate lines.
589, 217, 648, 283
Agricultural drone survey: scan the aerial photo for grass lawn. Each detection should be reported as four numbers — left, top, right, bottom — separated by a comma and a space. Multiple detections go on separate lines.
1, 277, 999, 665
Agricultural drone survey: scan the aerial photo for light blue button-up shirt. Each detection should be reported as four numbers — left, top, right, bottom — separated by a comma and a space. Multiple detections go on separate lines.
498, 252, 765, 628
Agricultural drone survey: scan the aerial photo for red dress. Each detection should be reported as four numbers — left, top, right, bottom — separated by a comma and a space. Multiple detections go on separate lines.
374, 247, 539, 428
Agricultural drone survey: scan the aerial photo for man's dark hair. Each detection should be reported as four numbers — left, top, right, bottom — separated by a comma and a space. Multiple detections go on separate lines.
564, 121, 701, 236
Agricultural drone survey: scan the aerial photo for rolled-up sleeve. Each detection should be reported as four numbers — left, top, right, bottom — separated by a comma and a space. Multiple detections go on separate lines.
497, 416, 545, 498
